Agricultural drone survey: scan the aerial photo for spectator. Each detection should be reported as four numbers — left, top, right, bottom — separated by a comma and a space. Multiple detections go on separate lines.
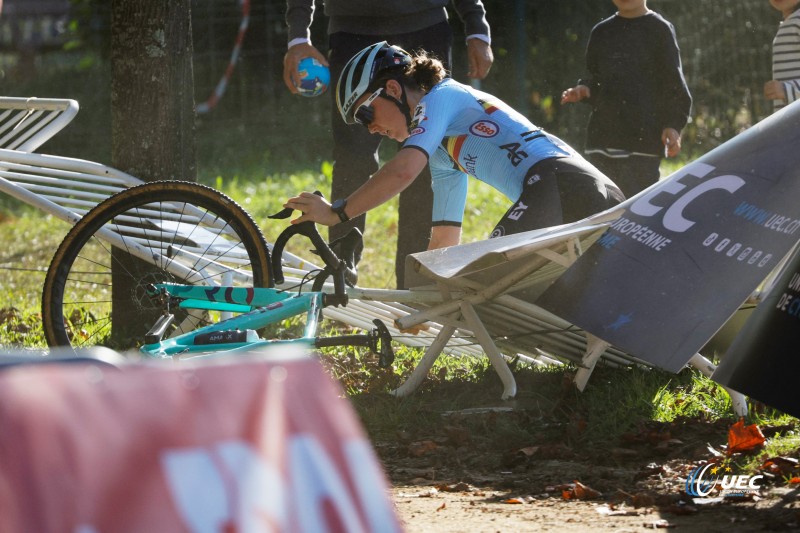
764, 0, 800, 112
283, 0, 493, 288
561, 0, 692, 198
284, 43, 623, 251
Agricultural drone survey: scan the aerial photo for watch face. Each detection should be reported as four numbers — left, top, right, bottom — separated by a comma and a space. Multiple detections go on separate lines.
331, 199, 348, 222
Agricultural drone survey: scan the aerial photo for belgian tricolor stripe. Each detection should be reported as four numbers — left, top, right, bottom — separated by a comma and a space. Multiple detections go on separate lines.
478, 99, 499, 114
445, 135, 468, 172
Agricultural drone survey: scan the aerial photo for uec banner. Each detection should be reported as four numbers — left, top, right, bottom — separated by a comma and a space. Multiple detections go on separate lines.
537, 101, 800, 373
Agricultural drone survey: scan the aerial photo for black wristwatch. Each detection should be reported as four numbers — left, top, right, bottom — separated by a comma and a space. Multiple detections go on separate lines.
331, 198, 350, 223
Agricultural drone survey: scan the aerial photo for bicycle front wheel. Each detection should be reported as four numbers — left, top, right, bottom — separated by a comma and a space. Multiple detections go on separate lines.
42, 181, 272, 351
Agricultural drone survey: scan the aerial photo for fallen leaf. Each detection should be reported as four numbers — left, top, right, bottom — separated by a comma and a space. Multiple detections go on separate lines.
760, 456, 799, 478
503, 498, 524, 504
398, 324, 428, 335
436, 502, 446, 511
408, 440, 438, 457
517, 446, 539, 457
727, 418, 766, 455
435, 482, 470, 492
561, 480, 602, 500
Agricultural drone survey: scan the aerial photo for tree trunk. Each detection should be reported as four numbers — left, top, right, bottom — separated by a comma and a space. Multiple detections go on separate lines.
110, 0, 196, 180
110, 0, 196, 347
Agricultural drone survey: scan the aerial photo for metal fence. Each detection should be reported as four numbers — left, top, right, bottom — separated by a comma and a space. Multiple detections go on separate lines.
0, 0, 780, 171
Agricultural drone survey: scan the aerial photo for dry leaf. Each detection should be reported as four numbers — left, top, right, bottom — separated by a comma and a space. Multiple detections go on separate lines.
436, 482, 470, 492
727, 418, 766, 454
517, 446, 539, 457
408, 440, 438, 457
562, 480, 602, 500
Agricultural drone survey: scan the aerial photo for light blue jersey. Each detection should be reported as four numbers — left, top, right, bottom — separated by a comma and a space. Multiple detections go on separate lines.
403, 78, 579, 225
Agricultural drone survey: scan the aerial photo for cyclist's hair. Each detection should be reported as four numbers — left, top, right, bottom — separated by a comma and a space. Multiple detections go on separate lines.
403, 51, 447, 93
374, 50, 446, 94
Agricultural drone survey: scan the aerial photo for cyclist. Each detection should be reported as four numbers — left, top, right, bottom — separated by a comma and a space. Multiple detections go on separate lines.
285, 41, 624, 250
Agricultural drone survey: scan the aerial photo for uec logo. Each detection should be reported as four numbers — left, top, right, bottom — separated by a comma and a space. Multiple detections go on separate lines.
630, 162, 745, 233
685, 463, 764, 498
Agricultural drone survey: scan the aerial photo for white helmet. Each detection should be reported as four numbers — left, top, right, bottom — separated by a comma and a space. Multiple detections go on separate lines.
336, 41, 412, 125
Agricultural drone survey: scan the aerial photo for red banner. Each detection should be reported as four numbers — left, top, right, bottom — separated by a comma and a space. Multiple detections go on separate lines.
0, 352, 402, 533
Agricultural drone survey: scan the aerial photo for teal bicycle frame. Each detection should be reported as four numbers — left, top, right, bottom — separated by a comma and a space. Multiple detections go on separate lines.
141, 283, 325, 358
139, 214, 395, 365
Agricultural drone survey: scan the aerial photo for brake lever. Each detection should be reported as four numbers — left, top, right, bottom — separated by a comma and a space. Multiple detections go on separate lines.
268, 190, 324, 220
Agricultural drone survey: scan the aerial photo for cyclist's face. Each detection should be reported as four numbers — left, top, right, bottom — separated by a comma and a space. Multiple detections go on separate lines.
357, 81, 409, 142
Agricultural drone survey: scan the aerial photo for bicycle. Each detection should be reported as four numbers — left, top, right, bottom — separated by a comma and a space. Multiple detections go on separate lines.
41, 180, 395, 365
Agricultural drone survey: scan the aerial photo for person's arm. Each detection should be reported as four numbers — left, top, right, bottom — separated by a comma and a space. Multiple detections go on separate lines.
452, 0, 493, 79
657, 21, 692, 157
284, 147, 429, 226
766, 16, 800, 105
561, 30, 594, 105
429, 226, 462, 249
429, 148, 469, 248
283, 0, 328, 94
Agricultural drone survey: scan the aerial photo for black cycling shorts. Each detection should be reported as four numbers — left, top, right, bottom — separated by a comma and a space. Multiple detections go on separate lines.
490, 157, 624, 239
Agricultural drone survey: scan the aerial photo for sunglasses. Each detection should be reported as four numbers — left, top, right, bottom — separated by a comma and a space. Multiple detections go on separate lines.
353, 87, 383, 127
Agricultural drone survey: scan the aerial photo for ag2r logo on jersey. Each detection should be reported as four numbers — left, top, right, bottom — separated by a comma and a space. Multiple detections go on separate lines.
469, 120, 499, 138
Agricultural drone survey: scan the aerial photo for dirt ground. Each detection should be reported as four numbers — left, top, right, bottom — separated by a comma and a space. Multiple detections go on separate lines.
371, 409, 800, 532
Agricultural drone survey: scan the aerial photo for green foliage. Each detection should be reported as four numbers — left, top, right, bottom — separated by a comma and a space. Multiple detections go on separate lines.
652, 371, 736, 422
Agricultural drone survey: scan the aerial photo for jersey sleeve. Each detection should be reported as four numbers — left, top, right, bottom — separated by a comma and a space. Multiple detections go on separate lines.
403, 84, 463, 157
430, 147, 468, 226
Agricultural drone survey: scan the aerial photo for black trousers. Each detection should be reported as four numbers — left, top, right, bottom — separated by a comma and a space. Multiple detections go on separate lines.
586, 152, 661, 199
327, 22, 453, 289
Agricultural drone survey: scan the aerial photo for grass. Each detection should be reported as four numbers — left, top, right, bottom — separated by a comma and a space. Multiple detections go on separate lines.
1, 159, 798, 477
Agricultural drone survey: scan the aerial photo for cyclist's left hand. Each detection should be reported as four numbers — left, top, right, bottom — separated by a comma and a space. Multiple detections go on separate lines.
284, 192, 340, 226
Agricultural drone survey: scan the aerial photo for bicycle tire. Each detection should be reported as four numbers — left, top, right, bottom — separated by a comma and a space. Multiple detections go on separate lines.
42, 180, 272, 350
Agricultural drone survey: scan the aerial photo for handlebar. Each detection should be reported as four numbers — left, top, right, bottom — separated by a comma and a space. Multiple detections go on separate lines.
268, 199, 363, 307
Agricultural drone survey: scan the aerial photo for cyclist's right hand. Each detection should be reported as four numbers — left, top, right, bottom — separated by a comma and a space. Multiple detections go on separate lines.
283, 43, 329, 94
284, 191, 339, 227
560, 85, 590, 105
